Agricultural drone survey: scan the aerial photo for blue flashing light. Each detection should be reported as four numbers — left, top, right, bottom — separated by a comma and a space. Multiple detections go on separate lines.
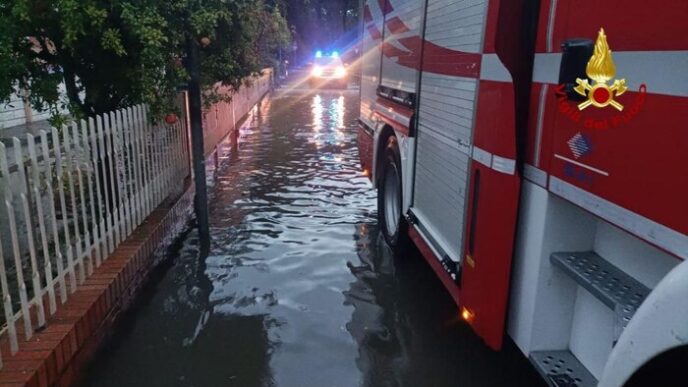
331, 51, 339, 58
315, 50, 323, 58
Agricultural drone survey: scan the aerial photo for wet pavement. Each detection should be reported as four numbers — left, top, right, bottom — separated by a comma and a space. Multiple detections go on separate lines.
79, 75, 545, 387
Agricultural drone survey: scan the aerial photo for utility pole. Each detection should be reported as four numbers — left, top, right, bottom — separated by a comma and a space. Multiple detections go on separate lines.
186, 36, 210, 249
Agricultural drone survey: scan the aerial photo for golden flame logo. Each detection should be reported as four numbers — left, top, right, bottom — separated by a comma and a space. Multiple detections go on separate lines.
586, 29, 616, 83
574, 28, 627, 111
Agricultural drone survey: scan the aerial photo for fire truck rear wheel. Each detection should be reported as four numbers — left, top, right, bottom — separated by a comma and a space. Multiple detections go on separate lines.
378, 135, 409, 252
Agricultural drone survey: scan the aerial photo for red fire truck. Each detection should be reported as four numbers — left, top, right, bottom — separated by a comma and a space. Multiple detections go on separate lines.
357, 0, 688, 385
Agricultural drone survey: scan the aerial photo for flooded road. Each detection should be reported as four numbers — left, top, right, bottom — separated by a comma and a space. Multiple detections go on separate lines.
80, 78, 544, 387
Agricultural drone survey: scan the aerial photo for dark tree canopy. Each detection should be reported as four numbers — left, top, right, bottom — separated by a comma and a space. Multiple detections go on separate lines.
0, 0, 290, 122
280, 0, 361, 64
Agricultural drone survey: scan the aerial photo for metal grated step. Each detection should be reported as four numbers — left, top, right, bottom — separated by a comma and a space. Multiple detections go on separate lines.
530, 350, 597, 387
550, 251, 649, 328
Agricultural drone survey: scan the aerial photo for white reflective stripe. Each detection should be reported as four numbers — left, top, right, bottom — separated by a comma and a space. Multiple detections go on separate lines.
549, 176, 688, 260
472, 146, 492, 168
492, 155, 516, 175
554, 154, 610, 176
616, 51, 688, 97
534, 84, 548, 167
546, 0, 558, 53
533, 54, 561, 84
480, 54, 512, 82
533, 51, 688, 97
524, 164, 548, 187
472, 146, 516, 175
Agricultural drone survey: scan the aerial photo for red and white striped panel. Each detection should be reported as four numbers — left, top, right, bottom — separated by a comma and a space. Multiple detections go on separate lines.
366, 0, 521, 181
360, 1, 387, 131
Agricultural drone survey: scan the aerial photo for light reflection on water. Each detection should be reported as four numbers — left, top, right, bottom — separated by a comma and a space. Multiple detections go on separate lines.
80, 87, 543, 387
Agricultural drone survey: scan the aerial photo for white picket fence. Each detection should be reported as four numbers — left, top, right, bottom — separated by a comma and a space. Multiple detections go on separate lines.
0, 104, 189, 367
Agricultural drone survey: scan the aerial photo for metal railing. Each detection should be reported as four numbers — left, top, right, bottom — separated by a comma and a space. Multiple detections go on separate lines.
0, 104, 189, 367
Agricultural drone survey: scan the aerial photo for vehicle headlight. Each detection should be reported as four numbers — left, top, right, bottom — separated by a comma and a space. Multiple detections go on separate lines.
312, 65, 323, 77
334, 66, 347, 78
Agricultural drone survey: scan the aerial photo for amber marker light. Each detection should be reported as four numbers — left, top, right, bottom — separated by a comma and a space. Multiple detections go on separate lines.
461, 307, 475, 324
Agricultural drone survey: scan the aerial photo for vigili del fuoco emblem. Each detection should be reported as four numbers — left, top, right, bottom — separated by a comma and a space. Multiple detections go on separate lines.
574, 28, 627, 111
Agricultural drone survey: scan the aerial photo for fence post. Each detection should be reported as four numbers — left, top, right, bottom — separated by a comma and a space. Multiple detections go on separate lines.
27, 134, 57, 315
81, 121, 101, 270
40, 130, 68, 303
139, 106, 152, 217
110, 111, 127, 241
72, 124, 93, 277
0, 146, 21, 354
52, 128, 78, 294
62, 126, 86, 284
104, 114, 120, 248
13, 137, 47, 328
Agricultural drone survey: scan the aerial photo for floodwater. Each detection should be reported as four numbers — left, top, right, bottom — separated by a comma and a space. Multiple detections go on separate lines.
80, 77, 544, 387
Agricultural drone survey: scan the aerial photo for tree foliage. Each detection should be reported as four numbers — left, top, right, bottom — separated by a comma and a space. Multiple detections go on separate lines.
0, 0, 290, 121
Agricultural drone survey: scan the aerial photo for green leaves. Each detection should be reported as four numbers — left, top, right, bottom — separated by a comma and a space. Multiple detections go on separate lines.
101, 29, 126, 56
0, 0, 290, 122
189, 7, 230, 37
120, 2, 169, 48
9, 0, 32, 22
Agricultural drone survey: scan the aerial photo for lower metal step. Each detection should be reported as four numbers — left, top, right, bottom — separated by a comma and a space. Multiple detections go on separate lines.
550, 251, 649, 329
530, 350, 597, 387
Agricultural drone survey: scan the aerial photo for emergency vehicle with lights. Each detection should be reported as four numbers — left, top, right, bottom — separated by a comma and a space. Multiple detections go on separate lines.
357, 1, 688, 385
309, 51, 349, 89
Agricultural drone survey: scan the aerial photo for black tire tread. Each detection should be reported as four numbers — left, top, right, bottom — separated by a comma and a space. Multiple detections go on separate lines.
377, 135, 410, 253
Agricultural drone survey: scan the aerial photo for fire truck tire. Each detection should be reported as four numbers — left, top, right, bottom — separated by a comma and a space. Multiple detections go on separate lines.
378, 135, 409, 252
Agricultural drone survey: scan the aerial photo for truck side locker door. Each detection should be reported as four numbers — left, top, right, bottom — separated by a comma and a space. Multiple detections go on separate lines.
412, 0, 486, 275
459, 0, 539, 350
